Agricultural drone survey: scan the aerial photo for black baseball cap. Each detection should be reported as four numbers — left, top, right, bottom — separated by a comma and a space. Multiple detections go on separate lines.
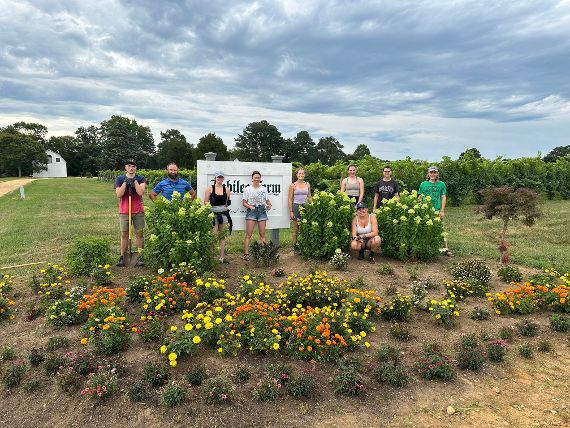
125, 159, 137, 166
355, 201, 368, 209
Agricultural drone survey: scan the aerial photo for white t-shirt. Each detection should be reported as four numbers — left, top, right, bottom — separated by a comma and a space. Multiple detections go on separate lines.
242, 185, 268, 207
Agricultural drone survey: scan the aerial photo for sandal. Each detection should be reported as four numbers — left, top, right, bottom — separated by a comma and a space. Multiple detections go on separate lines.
444, 249, 454, 257
243, 254, 250, 262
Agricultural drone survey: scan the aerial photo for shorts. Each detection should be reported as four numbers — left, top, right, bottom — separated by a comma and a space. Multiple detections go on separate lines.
213, 210, 230, 225
292, 203, 304, 220
245, 205, 268, 222
119, 212, 145, 232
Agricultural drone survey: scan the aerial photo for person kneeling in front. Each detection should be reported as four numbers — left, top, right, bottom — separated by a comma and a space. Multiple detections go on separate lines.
350, 201, 381, 264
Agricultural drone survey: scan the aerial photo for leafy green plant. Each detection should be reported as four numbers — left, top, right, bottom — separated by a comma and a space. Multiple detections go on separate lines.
328, 249, 350, 271
537, 340, 553, 353
81, 369, 118, 400
232, 366, 251, 384
2, 363, 25, 389
201, 376, 233, 404
499, 325, 516, 341
132, 318, 166, 343
516, 319, 539, 337
1, 346, 16, 361
22, 378, 41, 392
162, 382, 186, 407
126, 276, 151, 303
185, 364, 208, 386
410, 280, 428, 308
90, 264, 113, 286
56, 367, 83, 393
518, 343, 534, 359
253, 377, 280, 402
487, 339, 508, 362
28, 348, 46, 367
497, 265, 523, 283
46, 299, 84, 328
457, 334, 485, 371
286, 372, 317, 398
81, 305, 131, 355
250, 241, 279, 267
46, 336, 69, 351
143, 361, 170, 388
469, 307, 491, 320
376, 189, 444, 260
381, 293, 414, 321
390, 322, 412, 341
127, 379, 151, 402
297, 190, 354, 259
428, 299, 459, 325
332, 366, 365, 396
450, 259, 491, 285
550, 314, 570, 332
405, 265, 420, 281
43, 353, 65, 376
377, 264, 395, 275
67, 237, 112, 276
144, 195, 217, 274
415, 348, 455, 381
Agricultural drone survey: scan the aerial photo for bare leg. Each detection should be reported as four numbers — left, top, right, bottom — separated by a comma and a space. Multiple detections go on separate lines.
135, 230, 144, 251
218, 224, 226, 259
120, 231, 129, 256
291, 220, 299, 245
258, 220, 267, 244
244, 220, 256, 254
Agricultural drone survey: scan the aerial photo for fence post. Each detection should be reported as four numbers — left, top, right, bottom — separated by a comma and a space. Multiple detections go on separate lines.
270, 155, 285, 246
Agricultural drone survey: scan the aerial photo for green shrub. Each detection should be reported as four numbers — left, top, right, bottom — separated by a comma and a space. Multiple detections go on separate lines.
390, 323, 412, 341
550, 314, 570, 332
2, 363, 25, 389
144, 194, 217, 274
133, 318, 166, 343
253, 377, 280, 402
537, 340, 553, 353
487, 339, 508, 363
381, 293, 414, 321
143, 361, 170, 388
298, 191, 354, 259
43, 353, 65, 376
56, 367, 83, 393
457, 335, 485, 371
201, 376, 233, 404
232, 366, 251, 384
162, 382, 186, 407
1, 346, 16, 361
517, 319, 539, 337
127, 379, 151, 402
469, 307, 491, 321
415, 350, 455, 381
332, 366, 365, 396
497, 265, 523, 283
185, 364, 208, 386
286, 372, 317, 398
67, 237, 112, 276
450, 259, 492, 284
518, 343, 534, 359
375, 361, 410, 387
46, 336, 69, 351
499, 325, 516, 341
28, 348, 46, 367
375, 190, 444, 260
45, 299, 84, 328
126, 276, 151, 303
250, 241, 279, 267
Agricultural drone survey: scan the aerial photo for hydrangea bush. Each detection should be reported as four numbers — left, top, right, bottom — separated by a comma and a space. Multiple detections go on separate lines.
144, 193, 217, 274
375, 190, 444, 260
297, 191, 354, 260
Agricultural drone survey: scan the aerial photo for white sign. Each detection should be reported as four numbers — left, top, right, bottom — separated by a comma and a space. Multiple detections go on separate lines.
197, 160, 292, 231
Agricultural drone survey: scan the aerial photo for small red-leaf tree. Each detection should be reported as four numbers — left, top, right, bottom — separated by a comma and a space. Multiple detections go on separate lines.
478, 186, 541, 264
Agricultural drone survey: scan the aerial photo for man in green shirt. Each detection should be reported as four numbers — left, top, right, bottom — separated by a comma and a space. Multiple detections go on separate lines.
419, 166, 452, 256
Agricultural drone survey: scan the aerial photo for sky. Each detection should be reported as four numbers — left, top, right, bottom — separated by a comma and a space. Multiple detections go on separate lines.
1, 0, 569, 161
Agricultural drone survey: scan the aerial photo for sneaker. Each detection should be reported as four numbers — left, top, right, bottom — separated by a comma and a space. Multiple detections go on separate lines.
368, 253, 376, 264
357, 249, 365, 260
116, 256, 125, 267
293, 243, 300, 254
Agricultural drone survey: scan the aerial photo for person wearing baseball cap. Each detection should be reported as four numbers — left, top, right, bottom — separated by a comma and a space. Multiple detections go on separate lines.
114, 159, 147, 266
350, 201, 381, 263
418, 165, 452, 256
204, 170, 232, 263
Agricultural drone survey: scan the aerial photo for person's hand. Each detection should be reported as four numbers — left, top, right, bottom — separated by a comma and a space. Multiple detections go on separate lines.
125, 178, 135, 189
290, 211, 295, 220
439, 210, 445, 219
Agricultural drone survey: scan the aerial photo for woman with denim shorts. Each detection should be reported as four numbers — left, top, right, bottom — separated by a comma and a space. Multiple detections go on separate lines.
242, 170, 272, 261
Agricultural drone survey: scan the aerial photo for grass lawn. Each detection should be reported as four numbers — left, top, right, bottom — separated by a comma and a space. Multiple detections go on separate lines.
1, 178, 568, 273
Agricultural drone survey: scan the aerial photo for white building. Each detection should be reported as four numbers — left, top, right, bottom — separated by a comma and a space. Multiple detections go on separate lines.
33, 150, 68, 178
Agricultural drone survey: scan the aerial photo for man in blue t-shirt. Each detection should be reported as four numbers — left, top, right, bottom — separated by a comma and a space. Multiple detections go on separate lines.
149, 162, 196, 201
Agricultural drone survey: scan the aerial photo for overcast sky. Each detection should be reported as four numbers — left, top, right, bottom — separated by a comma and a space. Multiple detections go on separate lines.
1, 0, 569, 161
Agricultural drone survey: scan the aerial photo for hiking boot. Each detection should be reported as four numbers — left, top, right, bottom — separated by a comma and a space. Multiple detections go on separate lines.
357, 249, 365, 260
116, 256, 125, 267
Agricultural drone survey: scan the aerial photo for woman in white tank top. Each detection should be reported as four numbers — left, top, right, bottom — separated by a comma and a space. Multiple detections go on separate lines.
350, 201, 381, 263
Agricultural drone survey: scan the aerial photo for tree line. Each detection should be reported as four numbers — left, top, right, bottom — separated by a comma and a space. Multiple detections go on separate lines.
0, 116, 373, 177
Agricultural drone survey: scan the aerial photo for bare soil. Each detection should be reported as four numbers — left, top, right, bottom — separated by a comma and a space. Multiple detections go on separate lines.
0, 250, 568, 428
0, 178, 34, 198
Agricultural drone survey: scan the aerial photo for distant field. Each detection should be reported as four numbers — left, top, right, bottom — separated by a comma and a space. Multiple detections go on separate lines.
0, 178, 568, 273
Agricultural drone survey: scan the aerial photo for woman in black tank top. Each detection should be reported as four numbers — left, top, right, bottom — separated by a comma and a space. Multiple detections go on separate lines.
204, 171, 232, 263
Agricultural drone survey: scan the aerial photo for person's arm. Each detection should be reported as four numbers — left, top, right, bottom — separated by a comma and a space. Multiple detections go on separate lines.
115, 178, 127, 198
242, 188, 254, 210
225, 186, 231, 206
204, 186, 212, 205
394, 181, 400, 199
306, 183, 312, 203
189, 188, 197, 200
134, 177, 146, 197
288, 183, 295, 220
149, 182, 161, 201
440, 194, 446, 219
358, 177, 364, 203
351, 218, 358, 240
369, 215, 379, 237
373, 188, 379, 211
265, 187, 272, 209
340, 177, 346, 193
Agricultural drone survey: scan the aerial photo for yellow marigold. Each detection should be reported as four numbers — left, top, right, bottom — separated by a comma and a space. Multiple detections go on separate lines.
160, 345, 167, 353
273, 343, 279, 350
168, 352, 177, 361
193, 335, 201, 344
169, 360, 177, 367
80, 337, 88, 345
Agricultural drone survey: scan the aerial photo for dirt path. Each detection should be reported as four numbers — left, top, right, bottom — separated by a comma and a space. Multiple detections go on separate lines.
0, 178, 35, 197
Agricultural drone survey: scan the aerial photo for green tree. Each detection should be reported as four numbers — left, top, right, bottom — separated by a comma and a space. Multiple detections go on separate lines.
543, 145, 570, 163
75, 125, 104, 176
46, 135, 83, 176
459, 148, 482, 159
348, 144, 371, 161
234, 120, 284, 162
97, 115, 155, 169
156, 129, 194, 168
9, 122, 48, 146
0, 129, 48, 176
195, 132, 230, 161
283, 131, 317, 164
315, 136, 345, 166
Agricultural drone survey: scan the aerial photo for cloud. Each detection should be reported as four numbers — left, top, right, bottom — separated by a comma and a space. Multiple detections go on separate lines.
1, 0, 569, 161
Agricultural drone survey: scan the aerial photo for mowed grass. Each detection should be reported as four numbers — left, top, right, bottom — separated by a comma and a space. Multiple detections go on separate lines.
0, 178, 568, 273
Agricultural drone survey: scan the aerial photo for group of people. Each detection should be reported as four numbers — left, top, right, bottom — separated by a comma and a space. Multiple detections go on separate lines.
113, 161, 449, 267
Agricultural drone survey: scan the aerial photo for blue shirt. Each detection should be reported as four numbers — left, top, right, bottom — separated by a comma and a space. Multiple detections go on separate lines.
152, 178, 192, 201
